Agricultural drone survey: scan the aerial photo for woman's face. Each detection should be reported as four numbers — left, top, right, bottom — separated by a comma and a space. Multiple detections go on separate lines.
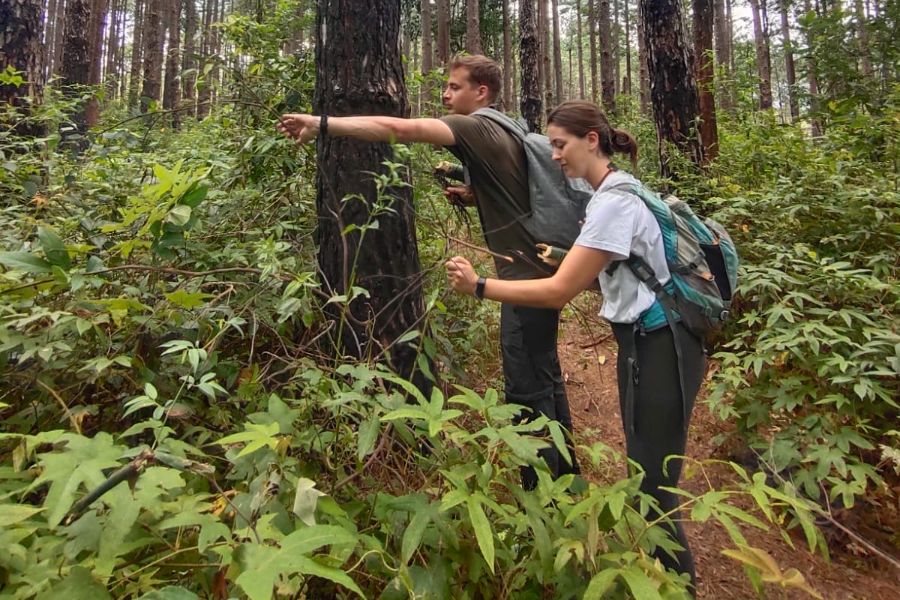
547, 123, 598, 179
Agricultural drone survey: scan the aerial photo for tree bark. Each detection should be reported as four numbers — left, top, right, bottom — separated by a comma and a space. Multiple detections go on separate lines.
502, 0, 512, 109
779, 0, 799, 122
182, 0, 198, 113
53, 0, 68, 77
551, 0, 564, 103
1, 0, 45, 135
105, 0, 121, 96
195, 0, 213, 118
854, 0, 873, 77
128, 0, 145, 107
588, 0, 598, 104
693, 0, 718, 162
520, 0, 541, 132
61, 0, 92, 134
466, 0, 482, 54
749, 0, 773, 109
623, 0, 632, 99
436, 0, 450, 65
141, 0, 164, 111
640, 0, 704, 175
598, 0, 615, 114
538, 0, 551, 109
713, 0, 732, 110
163, 0, 182, 126
802, 0, 824, 136
314, 0, 427, 387
576, 0, 585, 98
44, 0, 61, 79
637, 0, 649, 113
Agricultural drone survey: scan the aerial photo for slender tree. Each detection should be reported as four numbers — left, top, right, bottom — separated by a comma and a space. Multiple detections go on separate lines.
854, 0, 873, 77
551, 0, 564, 103
640, 0, 704, 174
1, 0, 45, 135
714, 0, 732, 110
128, 0, 145, 107
141, 0, 164, 111
436, 0, 450, 65
502, 0, 512, 109
588, 0, 599, 104
314, 0, 427, 385
520, 0, 541, 131
576, 0, 586, 98
623, 0, 632, 99
779, 0, 799, 122
105, 0, 121, 96
163, 0, 182, 125
466, 0, 482, 53
802, 0, 823, 136
749, 0, 773, 109
538, 0, 551, 108
182, 0, 198, 113
60, 0, 92, 133
637, 0, 649, 113
598, 0, 616, 114
693, 0, 718, 161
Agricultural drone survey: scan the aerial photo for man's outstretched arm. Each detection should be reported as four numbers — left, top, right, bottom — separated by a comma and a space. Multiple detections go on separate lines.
278, 114, 456, 146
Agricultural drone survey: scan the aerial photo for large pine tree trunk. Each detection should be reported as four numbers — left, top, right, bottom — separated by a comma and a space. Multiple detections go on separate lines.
693, 0, 718, 162
128, 0, 145, 107
502, 0, 512, 109
520, 0, 541, 132
779, 0, 799, 122
61, 0, 92, 134
640, 0, 704, 175
1, 0, 45, 135
598, 0, 616, 114
551, 0, 564, 103
588, 0, 598, 104
436, 0, 450, 66
141, 0, 164, 111
82, 0, 109, 127
53, 0, 68, 77
314, 0, 427, 385
749, 0, 773, 109
44, 0, 61, 79
163, 0, 182, 126
576, 0, 585, 98
466, 0, 482, 54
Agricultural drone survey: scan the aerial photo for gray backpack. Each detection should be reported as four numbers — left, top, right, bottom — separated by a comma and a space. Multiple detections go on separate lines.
472, 108, 594, 248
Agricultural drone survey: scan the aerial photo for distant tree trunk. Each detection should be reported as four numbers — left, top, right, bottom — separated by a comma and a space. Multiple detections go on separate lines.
466, 0, 482, 54
598, 0, 616, 114
576, 0, 586, 98
551, 0, 564, 103
588, 0, 599, 104
182, 0, 198, 113
637, 0, 649, 113
802, 0, 823, 136
726, 0, 734, 74
314, 0, 427, 387
421, 0, 434, 110
693, 0, 718, 162
105, 0, 121, 97
128, 0, 145, 107
520, 0, 541, 132
623, 0, 632, 99
196, 0, 213, 118
854, 0, 873, 77
641, 0, 704, 175
82, 0, 108, 127
714, 0, 732, 110
53, 0, 68, 76
163, 0, 182, 125
538, 0, 551, 110
436, 0, 450, 65
61, 0, 93, 134
749, 0, 773, 109
613, 0, 620, 94
1, 0, 45, 136
44, 0, 61, 79
779, 0, 799, 122
141, 0, 164, 111
502, 0, 512, 109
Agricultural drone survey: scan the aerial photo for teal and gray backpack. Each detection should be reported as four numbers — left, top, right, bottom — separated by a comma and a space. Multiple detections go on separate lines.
608, 182, 740, 341
472, 108, 594, 249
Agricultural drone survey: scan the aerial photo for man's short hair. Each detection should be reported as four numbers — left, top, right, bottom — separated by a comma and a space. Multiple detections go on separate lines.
449, 55, 502, 103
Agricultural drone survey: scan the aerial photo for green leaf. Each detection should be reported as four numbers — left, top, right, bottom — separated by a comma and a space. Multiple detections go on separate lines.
466, 496, 495, 574
0, 503, 44, 526
166, 204, 192, 227
165, 289, 212, 309
36, 567, 113, 600
401, 509, 431, 565
138, 587, 201, 600
291, 478, 325, 526
357, 415, 381, 461
0, 251, 53, 274
620, 566, 664, 600
37, 226, 71, 269
584, 569, 620, 599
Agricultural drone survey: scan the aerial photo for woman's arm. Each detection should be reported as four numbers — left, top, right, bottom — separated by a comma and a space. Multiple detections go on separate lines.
445, 245, 613, 309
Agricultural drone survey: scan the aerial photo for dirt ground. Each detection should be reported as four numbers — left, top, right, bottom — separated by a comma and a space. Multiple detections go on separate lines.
554, 313, 900, 600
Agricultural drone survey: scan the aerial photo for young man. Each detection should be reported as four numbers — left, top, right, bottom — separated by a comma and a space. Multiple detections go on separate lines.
278, 55, 579, 488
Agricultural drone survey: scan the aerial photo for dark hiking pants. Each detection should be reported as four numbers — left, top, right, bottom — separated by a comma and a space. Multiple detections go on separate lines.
612, 321, 706, 592
500, 303, 581, 490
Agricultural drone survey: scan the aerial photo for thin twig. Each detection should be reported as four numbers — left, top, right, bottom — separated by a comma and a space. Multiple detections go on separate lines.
446, 235, 514, 263
36, 380, 82, 435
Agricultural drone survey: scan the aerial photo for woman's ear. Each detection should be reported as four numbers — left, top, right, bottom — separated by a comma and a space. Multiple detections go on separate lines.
586, 130, 600, 153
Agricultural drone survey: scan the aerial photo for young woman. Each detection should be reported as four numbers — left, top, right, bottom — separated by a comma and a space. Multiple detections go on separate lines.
444, 101, 705, 589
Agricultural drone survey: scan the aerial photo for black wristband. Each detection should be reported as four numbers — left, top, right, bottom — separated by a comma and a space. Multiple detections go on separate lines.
474, 276, 486, 300
319, 114, 328, 139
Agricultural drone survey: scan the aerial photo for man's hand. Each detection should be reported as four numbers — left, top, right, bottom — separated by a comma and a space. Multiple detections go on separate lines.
444, 256, 479, 295
444, 185, 476, 207
277, 114, 319, 144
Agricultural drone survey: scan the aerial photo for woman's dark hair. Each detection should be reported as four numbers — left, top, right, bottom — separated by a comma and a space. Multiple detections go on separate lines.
547, 101, 638, 169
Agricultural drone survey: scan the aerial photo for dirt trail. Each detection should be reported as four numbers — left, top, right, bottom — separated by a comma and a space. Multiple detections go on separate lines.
556, 314, 900, 600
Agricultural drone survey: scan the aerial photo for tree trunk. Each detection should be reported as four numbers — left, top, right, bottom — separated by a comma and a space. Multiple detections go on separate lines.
551, 0, 564, 103
141, 0, 164, 111
538, 0, 551, 109
61, 0, 93, 134
53, 0, 68, 77
637, 0, 649, 113
576, 0, 585, 98
623, 0, 631, 99
588, 0, 598, 104
502, 0, 512, 109
779, 0, 799, 122
466, 0, 482, 54
163, 0, 182, 125
713, 0, 732, 110
854, 0, 873, 77
196, 0, 213, 118
44, 0, 61, 79
182, 0, 198, 113
128, 0, 145, 107
598, 0, 615, 114
1, 0, 45, 136
422, 0, 433, 73
693, 0, 718, 162
613, 0, 620, 94
640, 0, 704, 175
802, 0, 823, 136
314, 0, 427, 387
436, 0, 450, 65
105, 0, 121, 97
749, 0, 773, 109
520, 0, 541, 132
81, 0, 108, 128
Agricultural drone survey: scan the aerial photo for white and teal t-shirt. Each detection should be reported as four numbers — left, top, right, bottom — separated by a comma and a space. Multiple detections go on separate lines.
573, 170, 671, 325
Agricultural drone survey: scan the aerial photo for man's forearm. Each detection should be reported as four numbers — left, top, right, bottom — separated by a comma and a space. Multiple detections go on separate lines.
328, 116, 408, 143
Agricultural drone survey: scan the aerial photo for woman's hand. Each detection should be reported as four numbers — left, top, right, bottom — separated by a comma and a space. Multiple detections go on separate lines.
277, 114, 319, 144
444, 256, 479, 295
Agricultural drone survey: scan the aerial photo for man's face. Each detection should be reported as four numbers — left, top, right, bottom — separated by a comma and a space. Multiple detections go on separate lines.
442, 68, 489, 115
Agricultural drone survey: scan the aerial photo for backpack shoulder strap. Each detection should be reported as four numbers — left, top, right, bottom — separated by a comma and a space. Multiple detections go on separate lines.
471, 107, 529, 140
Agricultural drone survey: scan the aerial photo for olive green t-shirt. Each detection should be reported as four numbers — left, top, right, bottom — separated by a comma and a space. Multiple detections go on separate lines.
440, 114, 543, 280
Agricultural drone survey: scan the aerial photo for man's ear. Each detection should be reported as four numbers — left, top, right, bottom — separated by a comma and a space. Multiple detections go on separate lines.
476, 85, 489, 102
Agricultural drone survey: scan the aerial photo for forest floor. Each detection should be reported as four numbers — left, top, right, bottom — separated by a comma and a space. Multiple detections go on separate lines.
550, 310, 900, 600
